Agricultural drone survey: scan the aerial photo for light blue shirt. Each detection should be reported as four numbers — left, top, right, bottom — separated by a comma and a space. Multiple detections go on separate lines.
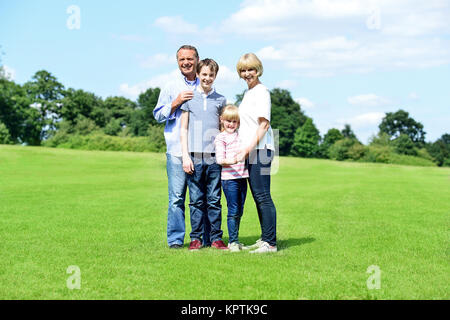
153, 73, 200, 156
181, 87, 226, 153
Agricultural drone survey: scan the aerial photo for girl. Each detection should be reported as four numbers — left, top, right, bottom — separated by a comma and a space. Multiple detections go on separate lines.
214, 105, 249, 252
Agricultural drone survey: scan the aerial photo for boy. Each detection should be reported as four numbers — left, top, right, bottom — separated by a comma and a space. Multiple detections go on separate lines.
180, 58, 228, 250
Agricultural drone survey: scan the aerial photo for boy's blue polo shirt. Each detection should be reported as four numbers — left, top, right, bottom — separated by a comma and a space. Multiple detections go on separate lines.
181, 88, 226, 153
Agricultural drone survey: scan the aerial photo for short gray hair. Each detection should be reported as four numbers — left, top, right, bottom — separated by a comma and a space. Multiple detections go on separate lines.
176, 45, 199, 59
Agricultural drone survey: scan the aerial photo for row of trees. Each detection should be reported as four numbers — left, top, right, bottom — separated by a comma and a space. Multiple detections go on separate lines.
1, 68, 449, 166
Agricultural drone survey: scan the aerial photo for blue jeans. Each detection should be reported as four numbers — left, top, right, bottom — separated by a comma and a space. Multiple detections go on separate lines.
247, 148, 277, 246
187, 154, 222, 243
222, 178, 247, 244
166, 153, 211, 246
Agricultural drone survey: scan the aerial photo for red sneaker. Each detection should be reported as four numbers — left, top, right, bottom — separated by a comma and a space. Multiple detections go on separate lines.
211, 240, 229, 250
189, 240, 203, 251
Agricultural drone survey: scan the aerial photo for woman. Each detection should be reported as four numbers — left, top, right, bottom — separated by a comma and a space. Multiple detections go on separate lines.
236, 53, 277, 253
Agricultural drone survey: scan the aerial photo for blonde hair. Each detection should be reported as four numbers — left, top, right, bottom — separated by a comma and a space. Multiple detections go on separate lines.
220, 104, 240, 132
236, 53, 263, 77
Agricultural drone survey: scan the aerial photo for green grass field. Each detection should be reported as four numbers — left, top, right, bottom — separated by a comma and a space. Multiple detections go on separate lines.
0, 145, 448, 300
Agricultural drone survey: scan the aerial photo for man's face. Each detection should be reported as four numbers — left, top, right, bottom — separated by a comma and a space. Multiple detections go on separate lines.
177, 49, 198, 77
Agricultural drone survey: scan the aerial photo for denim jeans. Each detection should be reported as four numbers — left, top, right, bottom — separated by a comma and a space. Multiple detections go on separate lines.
166, 153, 211, 246
222, 178, 247, 244
187, 154, 222, 243
247, 148, 277, 246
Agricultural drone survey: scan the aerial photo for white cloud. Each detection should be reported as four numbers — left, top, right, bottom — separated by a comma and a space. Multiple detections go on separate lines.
347, 94, 391, 107
119, 69, 180, 99
256, 36, 450, 77
295, 97, 315, 110
276, 79, 298, 89
338, 112, 385, 129
215, 65, 240, 88
137, 53, 174, 69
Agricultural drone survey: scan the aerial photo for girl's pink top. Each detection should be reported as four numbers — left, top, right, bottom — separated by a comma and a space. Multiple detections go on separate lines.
214, 131, 249, 180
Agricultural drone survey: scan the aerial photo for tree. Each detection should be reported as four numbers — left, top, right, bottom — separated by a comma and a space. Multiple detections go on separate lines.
319, 128, 344, 158
291, 117, 321, 157
427, 133, 450, 166
60, 88, 105, 127
341, 124, 357, 140
393, 134, 417, 156
379, 109, 426, 144
103, 96, 137, 135
128, 87, 162, 136
0, 78, 42, 145
0, 121, 12, 144
23, 70, 66, 141
269, 88, 308, 156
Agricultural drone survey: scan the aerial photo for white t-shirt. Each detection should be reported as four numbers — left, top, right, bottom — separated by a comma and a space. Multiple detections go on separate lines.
238, 83, 275, 150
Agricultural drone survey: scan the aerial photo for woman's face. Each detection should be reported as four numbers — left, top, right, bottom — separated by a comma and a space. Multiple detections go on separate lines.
240, 68, 259, 89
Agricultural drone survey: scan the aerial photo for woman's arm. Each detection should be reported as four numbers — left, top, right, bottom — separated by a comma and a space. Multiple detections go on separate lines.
180, 111, 194, 174
237, 117, 270, 161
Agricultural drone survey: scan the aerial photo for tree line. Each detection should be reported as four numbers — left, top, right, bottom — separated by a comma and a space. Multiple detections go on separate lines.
0, 69, 448, 167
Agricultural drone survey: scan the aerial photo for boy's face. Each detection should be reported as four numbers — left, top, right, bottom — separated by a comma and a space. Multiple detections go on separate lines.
198, 65, 216, 93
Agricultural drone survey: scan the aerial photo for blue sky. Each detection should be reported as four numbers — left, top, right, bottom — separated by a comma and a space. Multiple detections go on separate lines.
1, 0, 449, 143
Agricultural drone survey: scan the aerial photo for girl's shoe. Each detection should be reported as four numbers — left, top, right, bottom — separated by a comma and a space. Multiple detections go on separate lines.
242, 238, 262, 250
249, 241, 277, 254
228, 242, 242, 252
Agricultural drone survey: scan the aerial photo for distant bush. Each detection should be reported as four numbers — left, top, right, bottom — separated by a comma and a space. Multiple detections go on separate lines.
43, 132, 165, 153
387, 153, 436, 167
363, 145, 391, 163
329, 138, 364, 161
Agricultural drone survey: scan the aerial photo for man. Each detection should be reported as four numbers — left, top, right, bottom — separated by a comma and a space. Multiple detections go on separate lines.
153, 45, 210, 249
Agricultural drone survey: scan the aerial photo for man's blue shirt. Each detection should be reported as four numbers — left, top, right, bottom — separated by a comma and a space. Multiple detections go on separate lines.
153, 73, 200, 156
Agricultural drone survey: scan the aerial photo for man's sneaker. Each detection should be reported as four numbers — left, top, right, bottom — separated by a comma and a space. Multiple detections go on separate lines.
228, 242, 242, 252
249, 241, 277, 254
211, 240, 229, 250
188, 240, 203, 251
169, 244, 183, 249
242, 238, 263, 250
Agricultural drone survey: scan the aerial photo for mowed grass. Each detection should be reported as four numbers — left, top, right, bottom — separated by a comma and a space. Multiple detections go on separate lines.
0, 145, 448, 300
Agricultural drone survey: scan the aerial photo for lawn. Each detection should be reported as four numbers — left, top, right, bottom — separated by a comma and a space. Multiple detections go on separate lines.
0, 145, 448, 299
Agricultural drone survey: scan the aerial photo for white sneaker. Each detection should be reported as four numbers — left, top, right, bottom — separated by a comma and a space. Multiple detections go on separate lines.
249, 241, 277, 254
242, 238, 262, 250
228, 242, 242, 252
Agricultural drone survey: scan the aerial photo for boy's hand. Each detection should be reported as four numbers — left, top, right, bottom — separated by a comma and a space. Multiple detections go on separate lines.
182, 156, 194, 175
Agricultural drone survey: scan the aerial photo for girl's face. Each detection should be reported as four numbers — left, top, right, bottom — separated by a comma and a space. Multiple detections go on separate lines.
221, 118, 239, 134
